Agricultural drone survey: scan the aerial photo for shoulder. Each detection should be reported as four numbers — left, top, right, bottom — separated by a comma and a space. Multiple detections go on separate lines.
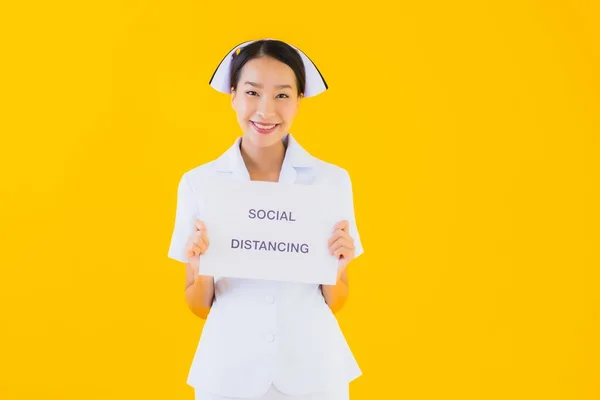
310, 157, 353, 187
175, 158, 222, 194
287, 133, 353, 186
183, 159, 220, 179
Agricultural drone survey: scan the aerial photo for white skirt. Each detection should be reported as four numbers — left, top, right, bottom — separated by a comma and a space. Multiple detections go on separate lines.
195, 384, 349, 400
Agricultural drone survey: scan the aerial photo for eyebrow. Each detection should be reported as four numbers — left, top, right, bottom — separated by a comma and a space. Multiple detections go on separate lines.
244, 81, 292, 90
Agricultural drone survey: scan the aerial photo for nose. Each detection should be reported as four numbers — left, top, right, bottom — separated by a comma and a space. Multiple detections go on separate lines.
257, 96, 276, 119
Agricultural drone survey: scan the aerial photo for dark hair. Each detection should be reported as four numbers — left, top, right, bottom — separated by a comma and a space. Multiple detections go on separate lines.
229, 40, 306, 96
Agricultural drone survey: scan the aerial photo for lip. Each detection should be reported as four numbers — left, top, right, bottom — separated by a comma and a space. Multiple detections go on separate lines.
250, 121, 280, 134
250, 120, 281, 125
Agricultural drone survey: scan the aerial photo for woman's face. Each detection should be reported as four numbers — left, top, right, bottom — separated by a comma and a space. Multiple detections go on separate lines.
231, 56, 302, 149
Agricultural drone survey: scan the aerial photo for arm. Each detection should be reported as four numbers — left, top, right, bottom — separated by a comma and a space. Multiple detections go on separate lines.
321, 267, 349, 314
184, 261, 215, 319
323, 218, 357, 314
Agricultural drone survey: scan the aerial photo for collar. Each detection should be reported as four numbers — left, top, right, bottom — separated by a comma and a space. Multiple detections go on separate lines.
214, 133, 316, 181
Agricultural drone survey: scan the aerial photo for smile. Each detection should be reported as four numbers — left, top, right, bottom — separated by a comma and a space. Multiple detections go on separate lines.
251, 121, 280, 134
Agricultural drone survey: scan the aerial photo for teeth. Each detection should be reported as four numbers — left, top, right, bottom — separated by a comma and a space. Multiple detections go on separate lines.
253, 122, 276, 129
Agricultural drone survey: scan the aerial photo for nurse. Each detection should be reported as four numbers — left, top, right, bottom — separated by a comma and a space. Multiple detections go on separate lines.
167, 39, 365, 400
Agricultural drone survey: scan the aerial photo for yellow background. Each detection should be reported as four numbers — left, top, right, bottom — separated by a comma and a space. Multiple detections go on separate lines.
1, 0, 598, 399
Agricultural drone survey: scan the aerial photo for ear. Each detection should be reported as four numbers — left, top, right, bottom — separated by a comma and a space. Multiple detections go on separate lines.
231, 87, 237, 109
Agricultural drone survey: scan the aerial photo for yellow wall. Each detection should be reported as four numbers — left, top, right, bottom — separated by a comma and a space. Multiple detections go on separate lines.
1, 1, 598, 399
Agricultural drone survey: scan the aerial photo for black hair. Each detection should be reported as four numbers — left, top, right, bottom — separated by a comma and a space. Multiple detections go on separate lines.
229, 40, 306, 97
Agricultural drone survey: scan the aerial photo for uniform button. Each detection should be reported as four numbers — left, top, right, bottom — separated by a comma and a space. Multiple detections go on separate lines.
266, 296, 275, 304
266, 333, 275, 342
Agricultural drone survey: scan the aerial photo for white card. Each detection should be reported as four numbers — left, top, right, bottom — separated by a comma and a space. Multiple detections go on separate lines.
196, 179, 345, 285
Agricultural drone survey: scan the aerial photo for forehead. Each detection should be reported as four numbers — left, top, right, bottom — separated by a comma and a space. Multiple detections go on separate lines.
240, 56, 297, 87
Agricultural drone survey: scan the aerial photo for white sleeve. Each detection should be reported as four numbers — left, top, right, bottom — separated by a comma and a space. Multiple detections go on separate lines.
342, 170, 364, 259
167, 173, 200, 263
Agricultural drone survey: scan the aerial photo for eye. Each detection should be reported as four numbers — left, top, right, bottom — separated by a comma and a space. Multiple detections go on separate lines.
276, 94, 289, 98
245, 91, 258, 96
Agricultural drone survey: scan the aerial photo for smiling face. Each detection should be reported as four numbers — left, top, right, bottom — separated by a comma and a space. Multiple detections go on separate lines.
231, 56, 302, 149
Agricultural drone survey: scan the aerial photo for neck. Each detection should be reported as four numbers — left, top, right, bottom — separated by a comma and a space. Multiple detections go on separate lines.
240, 137, 286, 181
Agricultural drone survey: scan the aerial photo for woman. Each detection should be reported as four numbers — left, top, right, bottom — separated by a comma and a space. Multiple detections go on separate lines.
167, 39, 365, 400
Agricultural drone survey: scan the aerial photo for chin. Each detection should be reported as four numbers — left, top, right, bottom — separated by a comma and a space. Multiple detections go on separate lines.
245, 127, 286, 147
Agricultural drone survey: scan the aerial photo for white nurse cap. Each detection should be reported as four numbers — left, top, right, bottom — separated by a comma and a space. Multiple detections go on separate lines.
208, 38, 328, 98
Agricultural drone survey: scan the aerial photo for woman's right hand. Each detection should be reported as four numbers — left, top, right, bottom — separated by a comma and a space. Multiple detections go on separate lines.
185, 219, 210, 278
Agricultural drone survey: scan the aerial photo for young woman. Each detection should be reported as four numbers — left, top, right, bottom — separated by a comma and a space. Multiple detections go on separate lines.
167, 39, 365, 400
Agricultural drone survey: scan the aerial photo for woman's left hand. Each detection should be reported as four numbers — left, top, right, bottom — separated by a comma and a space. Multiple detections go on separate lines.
328, 220, 355, 274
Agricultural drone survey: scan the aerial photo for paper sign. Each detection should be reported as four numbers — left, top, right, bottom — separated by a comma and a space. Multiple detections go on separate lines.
196, 179, 346, 285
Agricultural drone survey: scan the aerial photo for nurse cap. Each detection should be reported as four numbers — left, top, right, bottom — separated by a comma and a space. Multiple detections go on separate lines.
208, 38, 328, 98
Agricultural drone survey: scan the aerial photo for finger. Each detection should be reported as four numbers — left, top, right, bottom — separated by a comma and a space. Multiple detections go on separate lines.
329, 238, 354, 255
186, 247, 195, 258
330, 237, 354, 252
327, 229, 349, 247
193, 241, 208, 255
194, 227, 210, 247
189, 236, 207, 253
187, 245, 204, 259
334, 246, 354, 260
192, 231, 202, 242
187, 236, 208, 257
195, 219, 207, 231
200, 230, 210, 247
193, 231, 210, 248
333, 220, 349, 233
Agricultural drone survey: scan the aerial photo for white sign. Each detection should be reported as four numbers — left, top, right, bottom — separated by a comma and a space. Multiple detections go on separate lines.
196, 179, 346, 285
